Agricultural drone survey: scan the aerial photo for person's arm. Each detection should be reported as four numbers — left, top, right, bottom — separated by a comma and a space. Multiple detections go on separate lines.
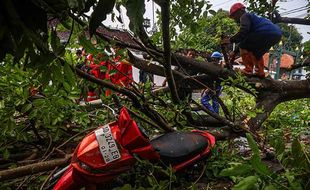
230, 13, 251, 43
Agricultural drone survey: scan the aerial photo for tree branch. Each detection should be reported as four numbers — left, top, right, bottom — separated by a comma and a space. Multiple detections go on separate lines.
161, 1, 180, 103
273, 11, 310, 25
0, 155, 71, 182
248, 94, 280, 131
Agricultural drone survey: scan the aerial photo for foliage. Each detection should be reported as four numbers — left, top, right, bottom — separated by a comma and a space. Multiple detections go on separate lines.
169, 0, 208, 34
174, 10, 238, 52
0, 54, 91, 154
308, 0, 310, 19
303, 40, 310, 54
214, 96, 310, 189
218, 132, 310, 190
244, 0, 278, 18
220, 74, 262, 121
265, 99, 310, 137
278, 24, 303, 51
0, 0, 309, 189
112, 156, 178, 190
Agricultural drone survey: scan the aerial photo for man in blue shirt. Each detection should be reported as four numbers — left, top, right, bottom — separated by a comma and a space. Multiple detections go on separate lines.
222, 3, 282, 78
201, 52, 223, 114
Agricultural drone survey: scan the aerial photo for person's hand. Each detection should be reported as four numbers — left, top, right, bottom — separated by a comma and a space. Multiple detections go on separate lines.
201, 89, 209, 96
221, 37, 231, 45
229, 51, 236, 60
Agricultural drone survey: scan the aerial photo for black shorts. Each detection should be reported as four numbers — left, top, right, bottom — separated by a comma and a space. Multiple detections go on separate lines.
239, 33, 281, 59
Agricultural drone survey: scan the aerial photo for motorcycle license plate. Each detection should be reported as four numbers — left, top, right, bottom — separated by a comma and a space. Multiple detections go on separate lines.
95, 125, 121, 164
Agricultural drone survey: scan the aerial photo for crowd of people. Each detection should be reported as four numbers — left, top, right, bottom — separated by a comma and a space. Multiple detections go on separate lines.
76, 46, 133, 102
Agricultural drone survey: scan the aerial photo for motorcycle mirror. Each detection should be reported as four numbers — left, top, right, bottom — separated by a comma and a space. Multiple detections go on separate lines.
101, 103, 116, 116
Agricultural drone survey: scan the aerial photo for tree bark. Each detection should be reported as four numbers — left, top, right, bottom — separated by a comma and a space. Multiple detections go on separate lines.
161, 1, 180, 103
0, 155, 71, 182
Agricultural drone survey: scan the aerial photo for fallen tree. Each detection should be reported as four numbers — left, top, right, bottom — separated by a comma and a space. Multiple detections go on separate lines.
0, 0, 309, 187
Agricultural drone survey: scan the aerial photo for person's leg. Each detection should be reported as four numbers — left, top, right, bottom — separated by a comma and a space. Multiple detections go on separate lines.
212, 98, 220, 114
239, 48, 254, 74
240, 33, 281, 78
254, 56, 265, 78
201, 93, 215, 113
252, 34, 281, 77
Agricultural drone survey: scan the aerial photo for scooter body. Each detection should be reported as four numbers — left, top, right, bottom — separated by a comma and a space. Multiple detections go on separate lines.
53, 107, 215, 190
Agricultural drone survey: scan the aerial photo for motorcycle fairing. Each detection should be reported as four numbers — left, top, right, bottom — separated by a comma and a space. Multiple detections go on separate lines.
53, 165, 83, 190
54, 107, 159, 189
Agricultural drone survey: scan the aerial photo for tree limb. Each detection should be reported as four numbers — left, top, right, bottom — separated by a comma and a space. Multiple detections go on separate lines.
273, 11, 310, 25
161, 1, 180, 103
248, 94, 280, 131
0, 155, 71, 182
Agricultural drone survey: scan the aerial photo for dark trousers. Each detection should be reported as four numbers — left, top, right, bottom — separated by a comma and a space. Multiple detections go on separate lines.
239, 33, 281, 59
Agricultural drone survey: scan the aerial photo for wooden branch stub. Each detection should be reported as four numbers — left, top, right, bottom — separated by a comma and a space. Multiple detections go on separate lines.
0, 155, 71, 182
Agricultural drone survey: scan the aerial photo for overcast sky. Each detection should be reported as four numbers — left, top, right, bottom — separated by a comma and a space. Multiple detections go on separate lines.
104, 0, 309, 42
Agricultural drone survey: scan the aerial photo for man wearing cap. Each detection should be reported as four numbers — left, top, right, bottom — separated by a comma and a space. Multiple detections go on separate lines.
201, 52, 223, 114
222, 3, 282, 78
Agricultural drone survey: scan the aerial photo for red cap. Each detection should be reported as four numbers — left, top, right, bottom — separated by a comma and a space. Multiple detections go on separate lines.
229, 3, 246, 16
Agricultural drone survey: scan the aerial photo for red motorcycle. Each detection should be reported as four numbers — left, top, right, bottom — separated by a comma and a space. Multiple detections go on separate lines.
51, 106, 215, 190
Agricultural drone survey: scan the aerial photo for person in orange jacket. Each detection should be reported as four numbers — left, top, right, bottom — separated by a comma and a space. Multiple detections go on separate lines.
104, 48, 133, 96
222, 3, 282, 78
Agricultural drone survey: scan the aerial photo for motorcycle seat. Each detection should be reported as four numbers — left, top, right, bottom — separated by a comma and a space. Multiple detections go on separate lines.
150, 131, 209, 166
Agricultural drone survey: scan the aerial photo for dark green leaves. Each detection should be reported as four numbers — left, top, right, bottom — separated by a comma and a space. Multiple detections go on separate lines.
246, 133, 272, 176
67, 0, 85, 11
232, 176, 259, 190
220, 163, 253, 177
89, 0, 116, 36
51, 29, 64, 56
291, 138, 310, 170
125, 0, 145, 34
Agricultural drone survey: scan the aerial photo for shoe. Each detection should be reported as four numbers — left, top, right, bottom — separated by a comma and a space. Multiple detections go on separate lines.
252, 56, 265, 78
254, 72, 265, 78
240, 51, 254, 74
235, 68, 254, 76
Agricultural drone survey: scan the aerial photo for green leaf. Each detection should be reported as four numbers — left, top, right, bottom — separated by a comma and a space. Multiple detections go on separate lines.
285, 172, 303, 190
125, 0, 145, 33
82, 0, 96, 13
100, 65, 107, 72
209, 9, 216, 16
246, 133, 271, 176
3, 149, 10, 160
291, 138, 310, 170
270, 136, 285, 161
113, 184, 132, 190
79, 36, 97, 54
51, 29, 63, 55
250, 156, 271, 176
63, 82, 71, 92
29, 109, 38, 120
89, 0, 116, 36
109, 69, 117, 76
21, 103, 32, 113
263, 184, 276, 190
67, 0, 85, 11
220, 163, 253, 177
246, 133, 260, 156
206, 4, 212, 10
232, 176, 259, 190
64, 62, 76, 86
51, 63, 64, 83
